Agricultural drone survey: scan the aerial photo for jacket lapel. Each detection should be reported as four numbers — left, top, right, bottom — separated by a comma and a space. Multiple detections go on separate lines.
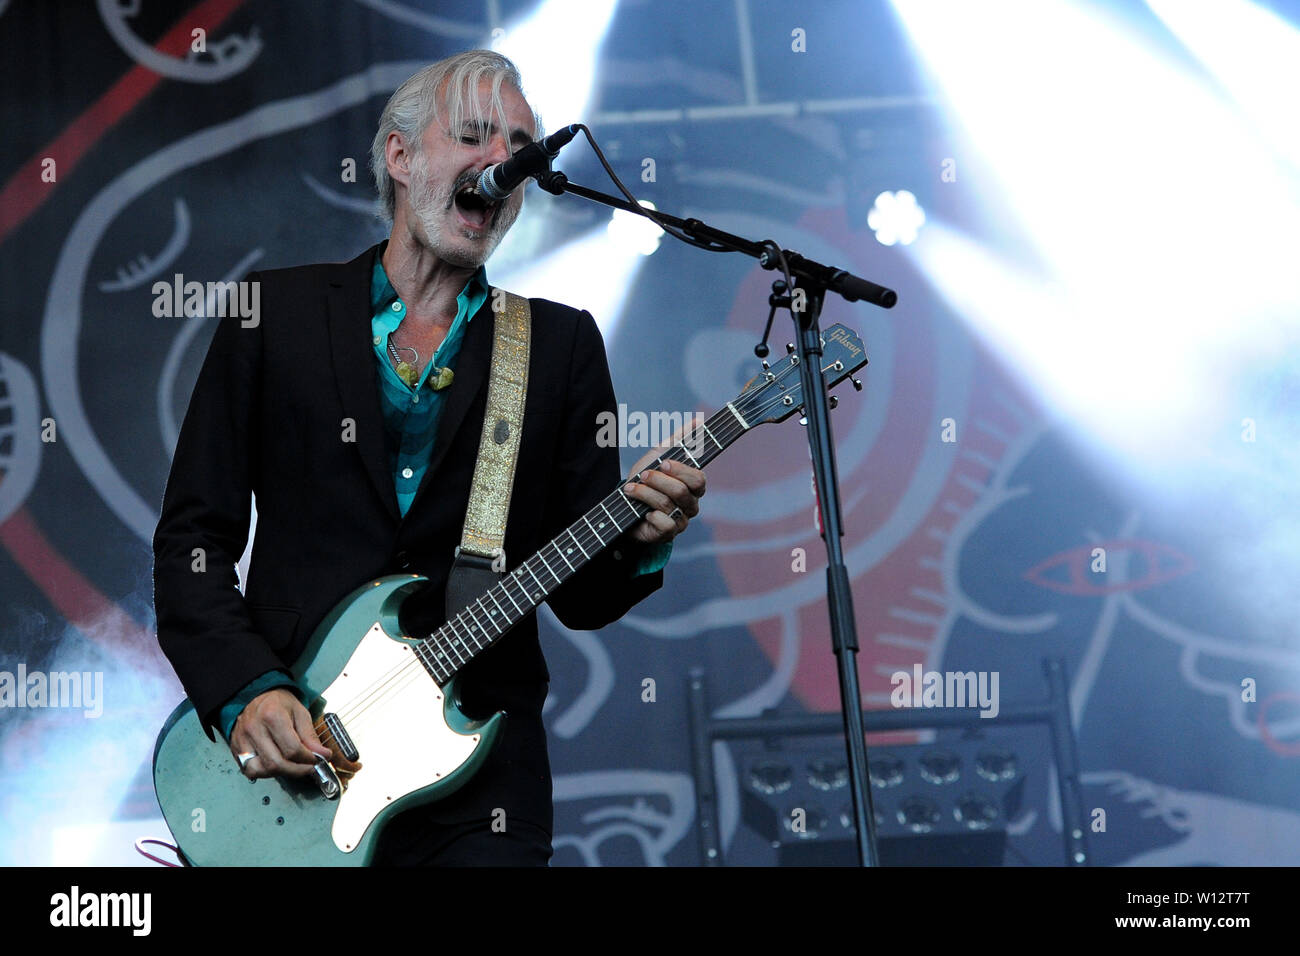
407, 294, 495, 515
327, 243, 399, 521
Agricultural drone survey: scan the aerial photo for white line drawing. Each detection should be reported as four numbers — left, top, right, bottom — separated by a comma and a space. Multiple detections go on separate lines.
551, 770, 694, 866
43, 61, 433, 542
351, 0, 485, 39
98, 198, 191, 293
299, 171, 384, 217
538, 604, 615, 740
97, 0, 261, 83
1084, 770, 1300, 866
0, 354, 41, 525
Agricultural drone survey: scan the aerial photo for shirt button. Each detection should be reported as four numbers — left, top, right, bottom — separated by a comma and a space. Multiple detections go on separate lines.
391, 302, 402, 312
373, 335, 382, 345
401, 467, 414, 479
412, 393, 420, 404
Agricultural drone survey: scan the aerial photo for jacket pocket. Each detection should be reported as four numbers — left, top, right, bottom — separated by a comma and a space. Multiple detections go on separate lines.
248, 604, 301, 656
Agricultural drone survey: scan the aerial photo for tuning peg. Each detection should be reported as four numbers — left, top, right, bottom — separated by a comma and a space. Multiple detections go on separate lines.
829, 395, 839, 409
798, 410, 807, 426
850, 375, 863, 391
786, 343, 795, 354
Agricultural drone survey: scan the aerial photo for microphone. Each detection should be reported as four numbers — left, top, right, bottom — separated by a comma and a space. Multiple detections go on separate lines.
475, 124, 581, 202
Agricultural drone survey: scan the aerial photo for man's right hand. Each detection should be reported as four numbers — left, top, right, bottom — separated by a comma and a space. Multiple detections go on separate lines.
230, 687, 332, 779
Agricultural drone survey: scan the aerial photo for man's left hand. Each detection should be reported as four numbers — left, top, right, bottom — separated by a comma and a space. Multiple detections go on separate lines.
622, 454, 705, 546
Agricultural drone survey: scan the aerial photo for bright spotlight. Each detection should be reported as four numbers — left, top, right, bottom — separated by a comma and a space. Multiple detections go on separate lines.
867, 190, 925, 246
1146, 0, 1300, 167
607, 200, 664, 257
496, 226, 649, 343
888, 0, 1300, 471
491, 0, 618, 132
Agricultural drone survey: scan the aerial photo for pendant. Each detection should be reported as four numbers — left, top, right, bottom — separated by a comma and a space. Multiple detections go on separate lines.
429, 366, 455, 391
395, 361, 419, 388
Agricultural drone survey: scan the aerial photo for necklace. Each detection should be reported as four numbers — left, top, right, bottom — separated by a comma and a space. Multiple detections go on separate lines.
386, 335, 455, 391
387, 336, 421, 388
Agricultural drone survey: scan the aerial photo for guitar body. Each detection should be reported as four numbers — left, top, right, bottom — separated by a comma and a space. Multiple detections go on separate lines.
152, 575, 505, 866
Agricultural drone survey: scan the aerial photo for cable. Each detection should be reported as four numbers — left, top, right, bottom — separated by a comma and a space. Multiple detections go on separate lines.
133, 837, 182, 868
572, 124, 735, 253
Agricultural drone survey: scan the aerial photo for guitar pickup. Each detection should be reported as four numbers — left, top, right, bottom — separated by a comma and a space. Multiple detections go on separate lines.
323, 712, 359, 762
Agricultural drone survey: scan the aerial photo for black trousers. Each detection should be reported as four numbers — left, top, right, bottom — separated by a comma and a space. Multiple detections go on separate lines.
373, 814, 553, 866
370, 678, 554, 866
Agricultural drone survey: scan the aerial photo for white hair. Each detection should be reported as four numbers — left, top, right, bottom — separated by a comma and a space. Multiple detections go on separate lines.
369, 50, 543, 222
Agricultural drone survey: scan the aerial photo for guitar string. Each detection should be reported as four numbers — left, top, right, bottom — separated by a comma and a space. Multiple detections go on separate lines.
309, 381, 798, 744
310, 437, 720, 738
310, 481, 680, 743
310, 419, 739, 741
308, 369, 812, 746
309, 357, 828, 749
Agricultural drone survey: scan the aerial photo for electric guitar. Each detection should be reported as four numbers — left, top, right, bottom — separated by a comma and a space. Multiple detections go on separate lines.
152, 325, 868, 865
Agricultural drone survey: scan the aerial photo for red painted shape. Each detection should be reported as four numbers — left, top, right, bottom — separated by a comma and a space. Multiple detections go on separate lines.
1258, 692, 1300, 758
1024, 538, 1195, 596
705, 205, 1040, 715
0, 0, 247, 241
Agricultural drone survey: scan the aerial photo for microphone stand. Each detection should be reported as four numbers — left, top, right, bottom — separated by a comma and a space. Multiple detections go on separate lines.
537, 169, 896, 867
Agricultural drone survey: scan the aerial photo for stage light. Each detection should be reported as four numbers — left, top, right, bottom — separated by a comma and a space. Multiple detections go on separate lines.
897, 795, 942, 833
739, 738, 1023, 864
1147, 0, 1300, 167
866, 189, 924, 246
808, 757, 849, 791
607, 200, 664, 256
749, 760, 794, 795
918, 749, 961, 785
491, 0, 618, 133
888, 0, 1300, 472
496, 225, 649, 342
486, 2, 630, 342
976, 748, 1018, 782
954, 793, 1000, 831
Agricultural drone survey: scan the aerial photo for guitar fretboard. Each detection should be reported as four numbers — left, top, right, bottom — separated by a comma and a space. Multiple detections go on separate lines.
410, 402, 753, 685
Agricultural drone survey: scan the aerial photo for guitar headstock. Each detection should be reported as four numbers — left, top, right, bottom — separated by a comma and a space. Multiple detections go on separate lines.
732, 324, 868, 425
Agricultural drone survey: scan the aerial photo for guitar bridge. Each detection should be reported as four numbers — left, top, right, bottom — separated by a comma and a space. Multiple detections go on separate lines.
314, 755, 342, 799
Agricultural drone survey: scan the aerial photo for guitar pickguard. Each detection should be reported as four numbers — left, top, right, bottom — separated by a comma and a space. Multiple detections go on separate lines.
321, 623, 482, 852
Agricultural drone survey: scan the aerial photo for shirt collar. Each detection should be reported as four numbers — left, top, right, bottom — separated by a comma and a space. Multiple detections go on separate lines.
370, 243, 489, 318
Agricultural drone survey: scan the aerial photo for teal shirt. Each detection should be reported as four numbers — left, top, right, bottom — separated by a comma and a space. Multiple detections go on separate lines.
217, 256, 671, 740
371, 256, 488, 516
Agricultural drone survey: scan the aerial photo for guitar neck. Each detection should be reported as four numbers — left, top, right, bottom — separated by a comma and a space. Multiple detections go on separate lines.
410, 402, 753, 685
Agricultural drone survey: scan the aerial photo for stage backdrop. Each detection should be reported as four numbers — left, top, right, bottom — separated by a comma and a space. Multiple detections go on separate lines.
4, 0, 1300, 866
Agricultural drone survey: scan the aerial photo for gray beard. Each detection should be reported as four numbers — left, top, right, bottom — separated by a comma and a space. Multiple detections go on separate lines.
407, 153, 519, 268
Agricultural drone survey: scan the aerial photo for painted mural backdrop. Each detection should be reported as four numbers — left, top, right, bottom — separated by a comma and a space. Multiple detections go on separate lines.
3, 0, 1299, 866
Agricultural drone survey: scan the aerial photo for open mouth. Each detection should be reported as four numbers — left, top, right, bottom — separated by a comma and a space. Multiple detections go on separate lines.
453, 185, 497, 230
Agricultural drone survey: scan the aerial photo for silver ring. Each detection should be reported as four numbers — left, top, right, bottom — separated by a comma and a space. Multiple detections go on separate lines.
236, 751, 258, 771
669, 508, 684, 523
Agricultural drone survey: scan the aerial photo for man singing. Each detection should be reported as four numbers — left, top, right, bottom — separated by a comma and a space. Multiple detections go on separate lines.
153, 49, 704, 865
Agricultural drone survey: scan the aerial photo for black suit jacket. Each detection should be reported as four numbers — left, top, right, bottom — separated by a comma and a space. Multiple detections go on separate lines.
153, 241, 662, 762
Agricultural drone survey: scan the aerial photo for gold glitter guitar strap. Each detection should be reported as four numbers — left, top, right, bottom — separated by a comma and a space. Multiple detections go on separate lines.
446, 290, 531, 616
